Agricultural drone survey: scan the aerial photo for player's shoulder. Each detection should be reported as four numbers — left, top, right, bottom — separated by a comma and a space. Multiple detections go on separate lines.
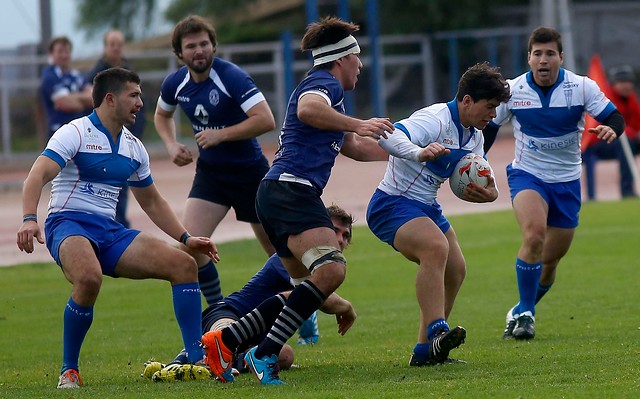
507, 72, 528, 87
560, 68, 585, 81
212, 58, 250, 80
40, 64, 60, 82
408, 102, 448, 122
162, 66, 190, 86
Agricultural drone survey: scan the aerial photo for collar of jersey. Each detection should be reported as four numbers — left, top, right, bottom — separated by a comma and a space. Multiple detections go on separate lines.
88, 111, 123, 148
447, 99, 475, 148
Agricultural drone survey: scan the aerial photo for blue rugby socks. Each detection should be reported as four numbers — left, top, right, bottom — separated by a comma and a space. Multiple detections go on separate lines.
515, 258, 542, 315
172, 282, 203, 362
61, 298, 93, 373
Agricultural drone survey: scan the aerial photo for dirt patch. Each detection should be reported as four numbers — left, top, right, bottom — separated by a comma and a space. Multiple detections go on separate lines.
0, 138, 625, 267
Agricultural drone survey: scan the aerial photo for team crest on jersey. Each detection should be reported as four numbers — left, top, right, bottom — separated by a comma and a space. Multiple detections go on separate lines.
527, 139, 540, 151
209, 89, 220, 106
563, 88, 573, 109
194, 104, 209, 125
84, 127, 99, 139
80, 182, 95, 195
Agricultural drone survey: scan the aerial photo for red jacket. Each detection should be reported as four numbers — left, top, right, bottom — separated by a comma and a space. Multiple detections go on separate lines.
608, 89, 640, 141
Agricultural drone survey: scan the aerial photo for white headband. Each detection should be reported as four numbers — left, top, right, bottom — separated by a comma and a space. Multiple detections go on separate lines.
311, 35, 361, 67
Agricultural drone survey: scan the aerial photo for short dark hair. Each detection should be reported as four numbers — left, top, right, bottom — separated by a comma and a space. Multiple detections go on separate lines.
528, 27, 563, 54
48, 36, 72, 53
92, 67, 140, 107
327, 204, 354, 244
171, 15, 217, 56
456, 62, 511, 103
301, 16, 359, 70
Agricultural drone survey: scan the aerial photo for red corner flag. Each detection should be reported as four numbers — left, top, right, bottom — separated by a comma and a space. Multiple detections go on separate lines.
582, 54, 612, 151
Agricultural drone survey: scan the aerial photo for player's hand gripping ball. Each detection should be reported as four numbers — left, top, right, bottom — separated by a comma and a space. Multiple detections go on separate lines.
449, 153, 493, 200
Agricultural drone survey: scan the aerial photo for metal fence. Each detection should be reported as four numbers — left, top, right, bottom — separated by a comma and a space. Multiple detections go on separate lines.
0, 28, 532, 160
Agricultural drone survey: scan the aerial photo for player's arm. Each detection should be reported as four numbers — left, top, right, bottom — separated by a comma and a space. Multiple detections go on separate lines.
589, 109, 625, 144
340, 133, 389, 161
318, 292, 356, 335
153, 105, 194, 166
195, 101, 275, 149
378, 126, 450, 162
53, 87, 93, 113
17, 156, 61, 253
297, 93, 393, 139
130, 184, 219, 261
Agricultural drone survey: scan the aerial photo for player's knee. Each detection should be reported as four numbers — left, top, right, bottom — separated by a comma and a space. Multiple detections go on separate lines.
73, 269, 103, 296
278, 344, 295, 370
168, 249, 198, 282
301, 246, 346, 274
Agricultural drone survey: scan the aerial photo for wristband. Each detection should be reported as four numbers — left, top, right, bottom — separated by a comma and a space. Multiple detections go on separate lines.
180, 232, 192, 245
23, 214, 37, 223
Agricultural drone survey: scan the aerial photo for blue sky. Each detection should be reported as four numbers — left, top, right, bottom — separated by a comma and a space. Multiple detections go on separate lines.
0, 0, 172, 57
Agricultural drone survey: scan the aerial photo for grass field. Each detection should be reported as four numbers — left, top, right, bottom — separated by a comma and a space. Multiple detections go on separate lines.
1, 200, 639, 398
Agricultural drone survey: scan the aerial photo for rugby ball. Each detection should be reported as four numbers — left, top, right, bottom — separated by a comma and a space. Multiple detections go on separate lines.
449, 153, 493, 199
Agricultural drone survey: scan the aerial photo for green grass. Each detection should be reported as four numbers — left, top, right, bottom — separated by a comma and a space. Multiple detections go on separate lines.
1, 200, 639, 398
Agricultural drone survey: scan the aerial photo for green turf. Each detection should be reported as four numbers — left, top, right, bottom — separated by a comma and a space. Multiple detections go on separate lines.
1, 200, 639, 398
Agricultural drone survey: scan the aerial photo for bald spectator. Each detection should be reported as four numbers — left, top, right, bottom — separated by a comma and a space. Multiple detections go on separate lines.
40, 36, 93, 142
87, 29, 147, 227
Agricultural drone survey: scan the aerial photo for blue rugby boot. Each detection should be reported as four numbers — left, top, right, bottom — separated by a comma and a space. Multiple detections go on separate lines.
244, 346, 285, 385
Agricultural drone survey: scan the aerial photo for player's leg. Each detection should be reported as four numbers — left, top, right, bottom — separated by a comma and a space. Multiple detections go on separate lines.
56, 236, 103, 388
231, 156, 274, 256
534, 177, 579, 309
443, 226, 466, 320
250, 222, 276, 256
251, 228, 339, 360
115, 232, 203, 363
394, 217, 465, 365
510, 189, 548, 339
182, 197, 228, 305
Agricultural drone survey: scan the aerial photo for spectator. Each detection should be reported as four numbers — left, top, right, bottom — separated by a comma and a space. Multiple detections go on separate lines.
40, 36, 93, 143
583, 65, 640, 198
87, 29, 147, 227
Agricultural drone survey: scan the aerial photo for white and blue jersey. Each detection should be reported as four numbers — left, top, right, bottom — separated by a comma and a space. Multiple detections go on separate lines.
43, 111, 153, 220
264, 69, 346, 192
377, 100, 484, 205
40, 64, 91, 135
488, 68, 616, 183
157, 59, 266, 167
221, 254, 294, 315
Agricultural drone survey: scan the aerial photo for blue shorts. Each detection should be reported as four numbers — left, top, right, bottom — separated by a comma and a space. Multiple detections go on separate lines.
189, 157, 269, 223
256, 179, 333, 258
366, 189, 450, 249
44, 211, 140, 276
506, 164, 581, 228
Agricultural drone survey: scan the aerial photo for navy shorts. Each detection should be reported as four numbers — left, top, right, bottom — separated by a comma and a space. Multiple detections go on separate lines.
189, 157, 269, 223
256, 179, 333, 257
506, 164, 581, 228
367, 189, 450, 249
44, 211, 140, 276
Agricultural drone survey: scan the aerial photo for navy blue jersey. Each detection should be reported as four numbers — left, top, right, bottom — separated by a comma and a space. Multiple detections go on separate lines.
222, 254, 294, 316
157, 59, 266, 166
265, 69, 346, 191
40, 65, 91, 134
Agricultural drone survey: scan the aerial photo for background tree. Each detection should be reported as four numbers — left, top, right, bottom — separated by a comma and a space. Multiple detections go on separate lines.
75, 0, 156, 40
